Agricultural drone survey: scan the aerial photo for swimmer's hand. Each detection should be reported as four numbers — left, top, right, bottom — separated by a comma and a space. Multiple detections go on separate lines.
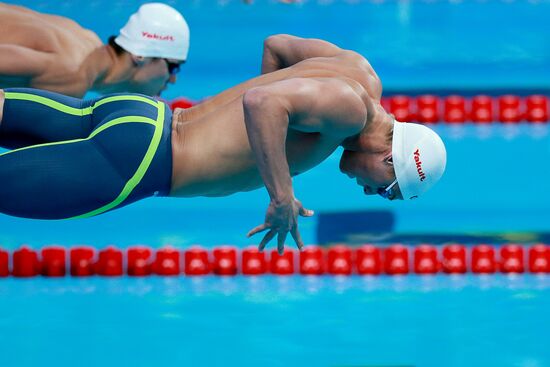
247, 197, 314, 254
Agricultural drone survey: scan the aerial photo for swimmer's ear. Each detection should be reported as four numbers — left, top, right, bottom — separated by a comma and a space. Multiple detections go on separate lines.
384, 154, 394, 166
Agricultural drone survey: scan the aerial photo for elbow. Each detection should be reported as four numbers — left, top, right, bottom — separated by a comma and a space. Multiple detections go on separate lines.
243, 87, 274, 112
263, 34, 292, 51
243, 87, 289, 131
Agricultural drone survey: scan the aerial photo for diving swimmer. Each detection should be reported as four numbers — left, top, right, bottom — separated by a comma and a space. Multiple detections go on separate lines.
0, 2, 189, 97
0, 34, 446, 252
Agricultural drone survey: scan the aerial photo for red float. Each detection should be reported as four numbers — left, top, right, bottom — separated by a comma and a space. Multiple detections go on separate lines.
12, 246, 40, 277
212, 246, 238, 276
242, 247, 267, 275
270, 249, 295, 275
471, 95, 494, 123
444, 95, 467, 123
416, 95, 440, 123
327, 245, 353, 275
127, 246, 153, 276
390, 95, 415, 121
0, 248, 8, 277
525, 95, 548, 109
153, 247, 181, 276
528, 244, 550, 273
184, 246, 211, 276
498, 95, 522, 123
299, 246, 325, 275
356, 245, 382, 275
41, 246, 66, 277
471, 244, 496, 274
384, 244, 409, 275
441, 244, 467, 274
499, 244, 524, 273
96, 246, 123, 276
70, 246, 96, 276
413, 244, 439, 274
526, 107, 549, 123
498, 95, 520, 109
445, 95, 467, 110
525, 95, 548, 122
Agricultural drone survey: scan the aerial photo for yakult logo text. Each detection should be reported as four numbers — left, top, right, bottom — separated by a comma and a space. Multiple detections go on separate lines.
414, 149, 426, 181
142, 32, 175, 41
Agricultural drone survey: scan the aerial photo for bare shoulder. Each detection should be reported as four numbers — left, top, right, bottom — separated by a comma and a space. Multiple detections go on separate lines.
0, 3, 36, 15
328, 50, 381, 96
332, 76, 377, 124
297, 77, 372, 137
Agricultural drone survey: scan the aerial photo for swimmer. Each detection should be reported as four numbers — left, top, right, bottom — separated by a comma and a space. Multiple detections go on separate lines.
0, 34, 446, 253
0, 3, 189, 97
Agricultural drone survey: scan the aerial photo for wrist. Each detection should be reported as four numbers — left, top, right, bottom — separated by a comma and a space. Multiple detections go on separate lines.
270, 193, 293, 207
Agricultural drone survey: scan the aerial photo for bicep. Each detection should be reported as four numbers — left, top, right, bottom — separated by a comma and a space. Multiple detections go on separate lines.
0, 45, 51, 77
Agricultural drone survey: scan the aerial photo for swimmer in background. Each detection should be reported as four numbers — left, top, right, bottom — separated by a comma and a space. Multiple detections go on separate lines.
0, 2, 189, 97
0, 34, 446, 253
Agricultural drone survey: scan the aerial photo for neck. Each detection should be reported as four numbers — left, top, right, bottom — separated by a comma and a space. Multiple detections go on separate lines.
86, 45, 136, 94
342, 108, 393, 154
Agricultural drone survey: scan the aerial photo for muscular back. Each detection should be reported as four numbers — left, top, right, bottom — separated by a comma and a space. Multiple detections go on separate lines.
171, 50, 384, 197
0, 3, 102, 95
186, 51, 381, 120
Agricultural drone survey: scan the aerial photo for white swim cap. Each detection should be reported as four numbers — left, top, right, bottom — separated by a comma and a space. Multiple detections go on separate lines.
115, 3, 190, 61
392, 121, 447, 200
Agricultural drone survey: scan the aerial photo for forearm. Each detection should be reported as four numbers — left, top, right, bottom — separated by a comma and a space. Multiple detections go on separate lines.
243, 89, 293, 203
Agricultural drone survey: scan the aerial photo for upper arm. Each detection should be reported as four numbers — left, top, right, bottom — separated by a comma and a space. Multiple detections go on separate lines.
262, 34, 344, 73
244, 77, 370, 137
0, 45, 51, 79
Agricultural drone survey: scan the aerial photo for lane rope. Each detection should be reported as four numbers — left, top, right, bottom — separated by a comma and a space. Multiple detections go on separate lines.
1, 243, 549, 277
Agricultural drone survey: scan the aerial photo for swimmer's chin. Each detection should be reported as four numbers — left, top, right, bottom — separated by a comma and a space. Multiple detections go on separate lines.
155, 87, 168, 97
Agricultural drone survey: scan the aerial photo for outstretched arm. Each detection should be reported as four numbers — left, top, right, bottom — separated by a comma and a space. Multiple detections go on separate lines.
244, 77, 369, 252
0, 45, 51, 87
261, 34, 344, 74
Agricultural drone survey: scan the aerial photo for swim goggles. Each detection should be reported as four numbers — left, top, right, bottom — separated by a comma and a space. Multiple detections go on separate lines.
377, 178, 398, 200
165, 59, 184, 75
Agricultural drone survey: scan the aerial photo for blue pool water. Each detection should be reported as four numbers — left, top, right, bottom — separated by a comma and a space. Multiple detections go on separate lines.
1, 275, 549, 367
1, 1, 550, 366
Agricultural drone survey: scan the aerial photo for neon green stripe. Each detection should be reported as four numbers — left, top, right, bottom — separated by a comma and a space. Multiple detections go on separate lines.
92, 95, 158, 109
4, 92, 157, 116
0, 115, 156, 158
4, 92, 93, 116
69, 101, 165, 219
88, 116, 155, 138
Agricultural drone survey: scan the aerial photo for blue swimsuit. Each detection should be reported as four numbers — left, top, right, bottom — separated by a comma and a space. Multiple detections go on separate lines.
0, 88, 172, 219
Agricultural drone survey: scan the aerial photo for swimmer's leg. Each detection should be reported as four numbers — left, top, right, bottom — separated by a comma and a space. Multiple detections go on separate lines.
0, 88, 95, 149
0, 101, 171, 219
